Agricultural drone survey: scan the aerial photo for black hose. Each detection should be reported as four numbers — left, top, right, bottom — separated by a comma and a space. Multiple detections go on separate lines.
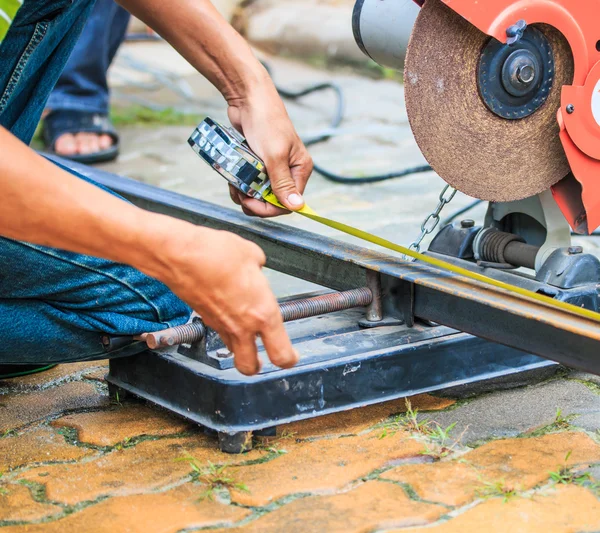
264, 62, 433, 184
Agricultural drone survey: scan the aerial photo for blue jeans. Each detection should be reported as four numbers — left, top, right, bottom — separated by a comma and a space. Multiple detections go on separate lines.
46, 0, 130, 115
0, 0, 191, 363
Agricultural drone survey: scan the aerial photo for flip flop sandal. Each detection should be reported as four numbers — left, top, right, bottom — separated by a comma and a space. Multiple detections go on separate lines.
42, 110, 120, 165
0, 364, 57, 380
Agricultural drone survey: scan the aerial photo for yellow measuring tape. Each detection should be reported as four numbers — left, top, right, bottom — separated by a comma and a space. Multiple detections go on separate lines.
263, 191, 600, 324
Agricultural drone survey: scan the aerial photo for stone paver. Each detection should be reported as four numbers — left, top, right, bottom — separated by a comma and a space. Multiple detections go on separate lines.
397, 485, 600, 533
0, 485, 62, 524
381, 432, 600, 506
0, 362, 107, 392
222, 481, 445, 533
17, 435, 260, 505
50, 404, 194, 447
229, 429, 426, 506
0, 484, 249, 532
0, 427, 91, 472
0, 381, 109, 433
280, 393, 455, 439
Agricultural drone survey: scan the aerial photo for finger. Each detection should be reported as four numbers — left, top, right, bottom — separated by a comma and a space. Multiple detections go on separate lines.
229, 185, 242, 206
259, 310, 299, 369
230, 333, 262, 376
240, 196, 289, 218
264, 151, 305, 211
291, 149, 314, 194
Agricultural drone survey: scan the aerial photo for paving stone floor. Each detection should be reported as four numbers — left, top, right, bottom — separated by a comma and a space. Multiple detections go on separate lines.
2, 364, 600, 531
6, 41, 600, 531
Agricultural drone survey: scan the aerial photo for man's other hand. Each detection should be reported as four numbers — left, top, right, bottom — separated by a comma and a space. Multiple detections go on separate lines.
165, 226, 298, 375
227, 75, 313, 218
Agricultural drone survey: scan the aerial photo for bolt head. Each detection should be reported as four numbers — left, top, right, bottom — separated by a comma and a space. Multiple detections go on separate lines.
568, 246, 583, 255
516, 64, 535, 84
566, 104, 575, 114
216, 348, 233, 358
460, 219, 475, 229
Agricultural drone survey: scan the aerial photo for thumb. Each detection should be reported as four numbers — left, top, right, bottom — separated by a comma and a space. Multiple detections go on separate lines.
266, 156, 305, 211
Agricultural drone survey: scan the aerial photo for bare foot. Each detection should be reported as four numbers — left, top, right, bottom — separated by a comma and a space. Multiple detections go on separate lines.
54, 132, 114, 156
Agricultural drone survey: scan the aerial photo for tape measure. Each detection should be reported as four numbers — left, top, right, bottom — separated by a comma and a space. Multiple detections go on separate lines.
188, 118, 271, 200
189, 118, 600, 324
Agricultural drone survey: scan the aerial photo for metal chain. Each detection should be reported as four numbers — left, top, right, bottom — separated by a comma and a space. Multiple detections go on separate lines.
405, 184, 457, 261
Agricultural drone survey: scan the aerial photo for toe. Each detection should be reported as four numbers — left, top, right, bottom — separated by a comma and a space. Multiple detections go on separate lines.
98, 134, 113, 151
54, 133, 77, 156
75, 132, 100, 155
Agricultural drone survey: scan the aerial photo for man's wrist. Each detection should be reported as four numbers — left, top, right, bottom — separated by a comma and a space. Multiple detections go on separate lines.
221, 62, 272, 106
121, 211, 200, 286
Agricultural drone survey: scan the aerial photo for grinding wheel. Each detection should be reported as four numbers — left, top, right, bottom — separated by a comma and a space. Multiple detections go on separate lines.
404, 0, 574, 202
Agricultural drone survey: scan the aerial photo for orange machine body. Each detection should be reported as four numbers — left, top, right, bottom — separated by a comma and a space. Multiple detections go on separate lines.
412, 0, 600, 233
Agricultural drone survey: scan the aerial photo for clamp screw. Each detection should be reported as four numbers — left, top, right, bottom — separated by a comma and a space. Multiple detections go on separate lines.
460, 219, 475, 229
568, 246, 583, 255
566, 104, 575, 114
506, 19, 527, 45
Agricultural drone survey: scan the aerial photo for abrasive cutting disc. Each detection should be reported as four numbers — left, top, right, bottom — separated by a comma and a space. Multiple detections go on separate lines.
404, 0, 574, 201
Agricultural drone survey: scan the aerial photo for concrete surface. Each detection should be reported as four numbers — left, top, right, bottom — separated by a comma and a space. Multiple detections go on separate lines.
5, 31, 600, 531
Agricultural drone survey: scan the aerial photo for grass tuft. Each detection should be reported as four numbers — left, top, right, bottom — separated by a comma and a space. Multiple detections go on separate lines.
177, 456, 250, 501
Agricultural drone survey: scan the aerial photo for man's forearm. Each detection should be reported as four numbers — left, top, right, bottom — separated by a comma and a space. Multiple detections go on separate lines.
118, 0, 268, 104
0, 127, 195, 284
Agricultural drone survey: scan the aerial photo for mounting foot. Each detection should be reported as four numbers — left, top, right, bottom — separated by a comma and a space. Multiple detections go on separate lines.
218, 431, 253, 454
108, 383, 130, 403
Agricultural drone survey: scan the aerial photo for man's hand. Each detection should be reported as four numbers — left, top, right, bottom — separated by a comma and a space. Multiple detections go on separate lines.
117, 0, 313, 217
227, 76, 313, 218
162, 226, 298, 375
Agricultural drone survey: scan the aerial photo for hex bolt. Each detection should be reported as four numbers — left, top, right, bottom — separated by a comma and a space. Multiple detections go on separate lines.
566, 104, 575, 114
516, 64, 535, 84
216, 348, 233, 359
460, 219, 475, 229
568, 246, 583, 255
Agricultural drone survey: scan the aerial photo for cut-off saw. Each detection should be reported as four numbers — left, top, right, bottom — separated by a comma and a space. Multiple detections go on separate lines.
94, 0, 600, 452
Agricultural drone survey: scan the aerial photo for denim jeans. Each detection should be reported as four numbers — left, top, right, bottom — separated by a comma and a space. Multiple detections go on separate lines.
45, 0, 130, 115
0, 0, 191, 363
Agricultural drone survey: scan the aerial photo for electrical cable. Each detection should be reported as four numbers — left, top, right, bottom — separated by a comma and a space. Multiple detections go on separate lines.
0, 365, 57, 380
262, 62, 434, 184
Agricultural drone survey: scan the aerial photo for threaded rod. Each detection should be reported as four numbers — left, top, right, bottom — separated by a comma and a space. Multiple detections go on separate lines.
279, 287, 372, 322
141, 287, 373, 349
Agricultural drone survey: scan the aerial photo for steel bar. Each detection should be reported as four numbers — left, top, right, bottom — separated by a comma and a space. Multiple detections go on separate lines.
49, 156, 600, 374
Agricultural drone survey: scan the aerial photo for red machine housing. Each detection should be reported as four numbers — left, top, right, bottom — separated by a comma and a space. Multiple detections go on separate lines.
412, 0, 600, 233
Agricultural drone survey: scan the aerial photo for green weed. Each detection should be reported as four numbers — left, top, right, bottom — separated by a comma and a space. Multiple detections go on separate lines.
177, 456, 249, 501
475, 479, 520, 503
549, 451, 592, 486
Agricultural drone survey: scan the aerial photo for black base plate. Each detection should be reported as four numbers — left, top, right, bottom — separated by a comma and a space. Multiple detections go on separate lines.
107, 310, 555, 452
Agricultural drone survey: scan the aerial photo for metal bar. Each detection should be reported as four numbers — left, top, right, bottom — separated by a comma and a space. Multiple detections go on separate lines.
49, 156, 600, 373
504, 241, 538, 270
